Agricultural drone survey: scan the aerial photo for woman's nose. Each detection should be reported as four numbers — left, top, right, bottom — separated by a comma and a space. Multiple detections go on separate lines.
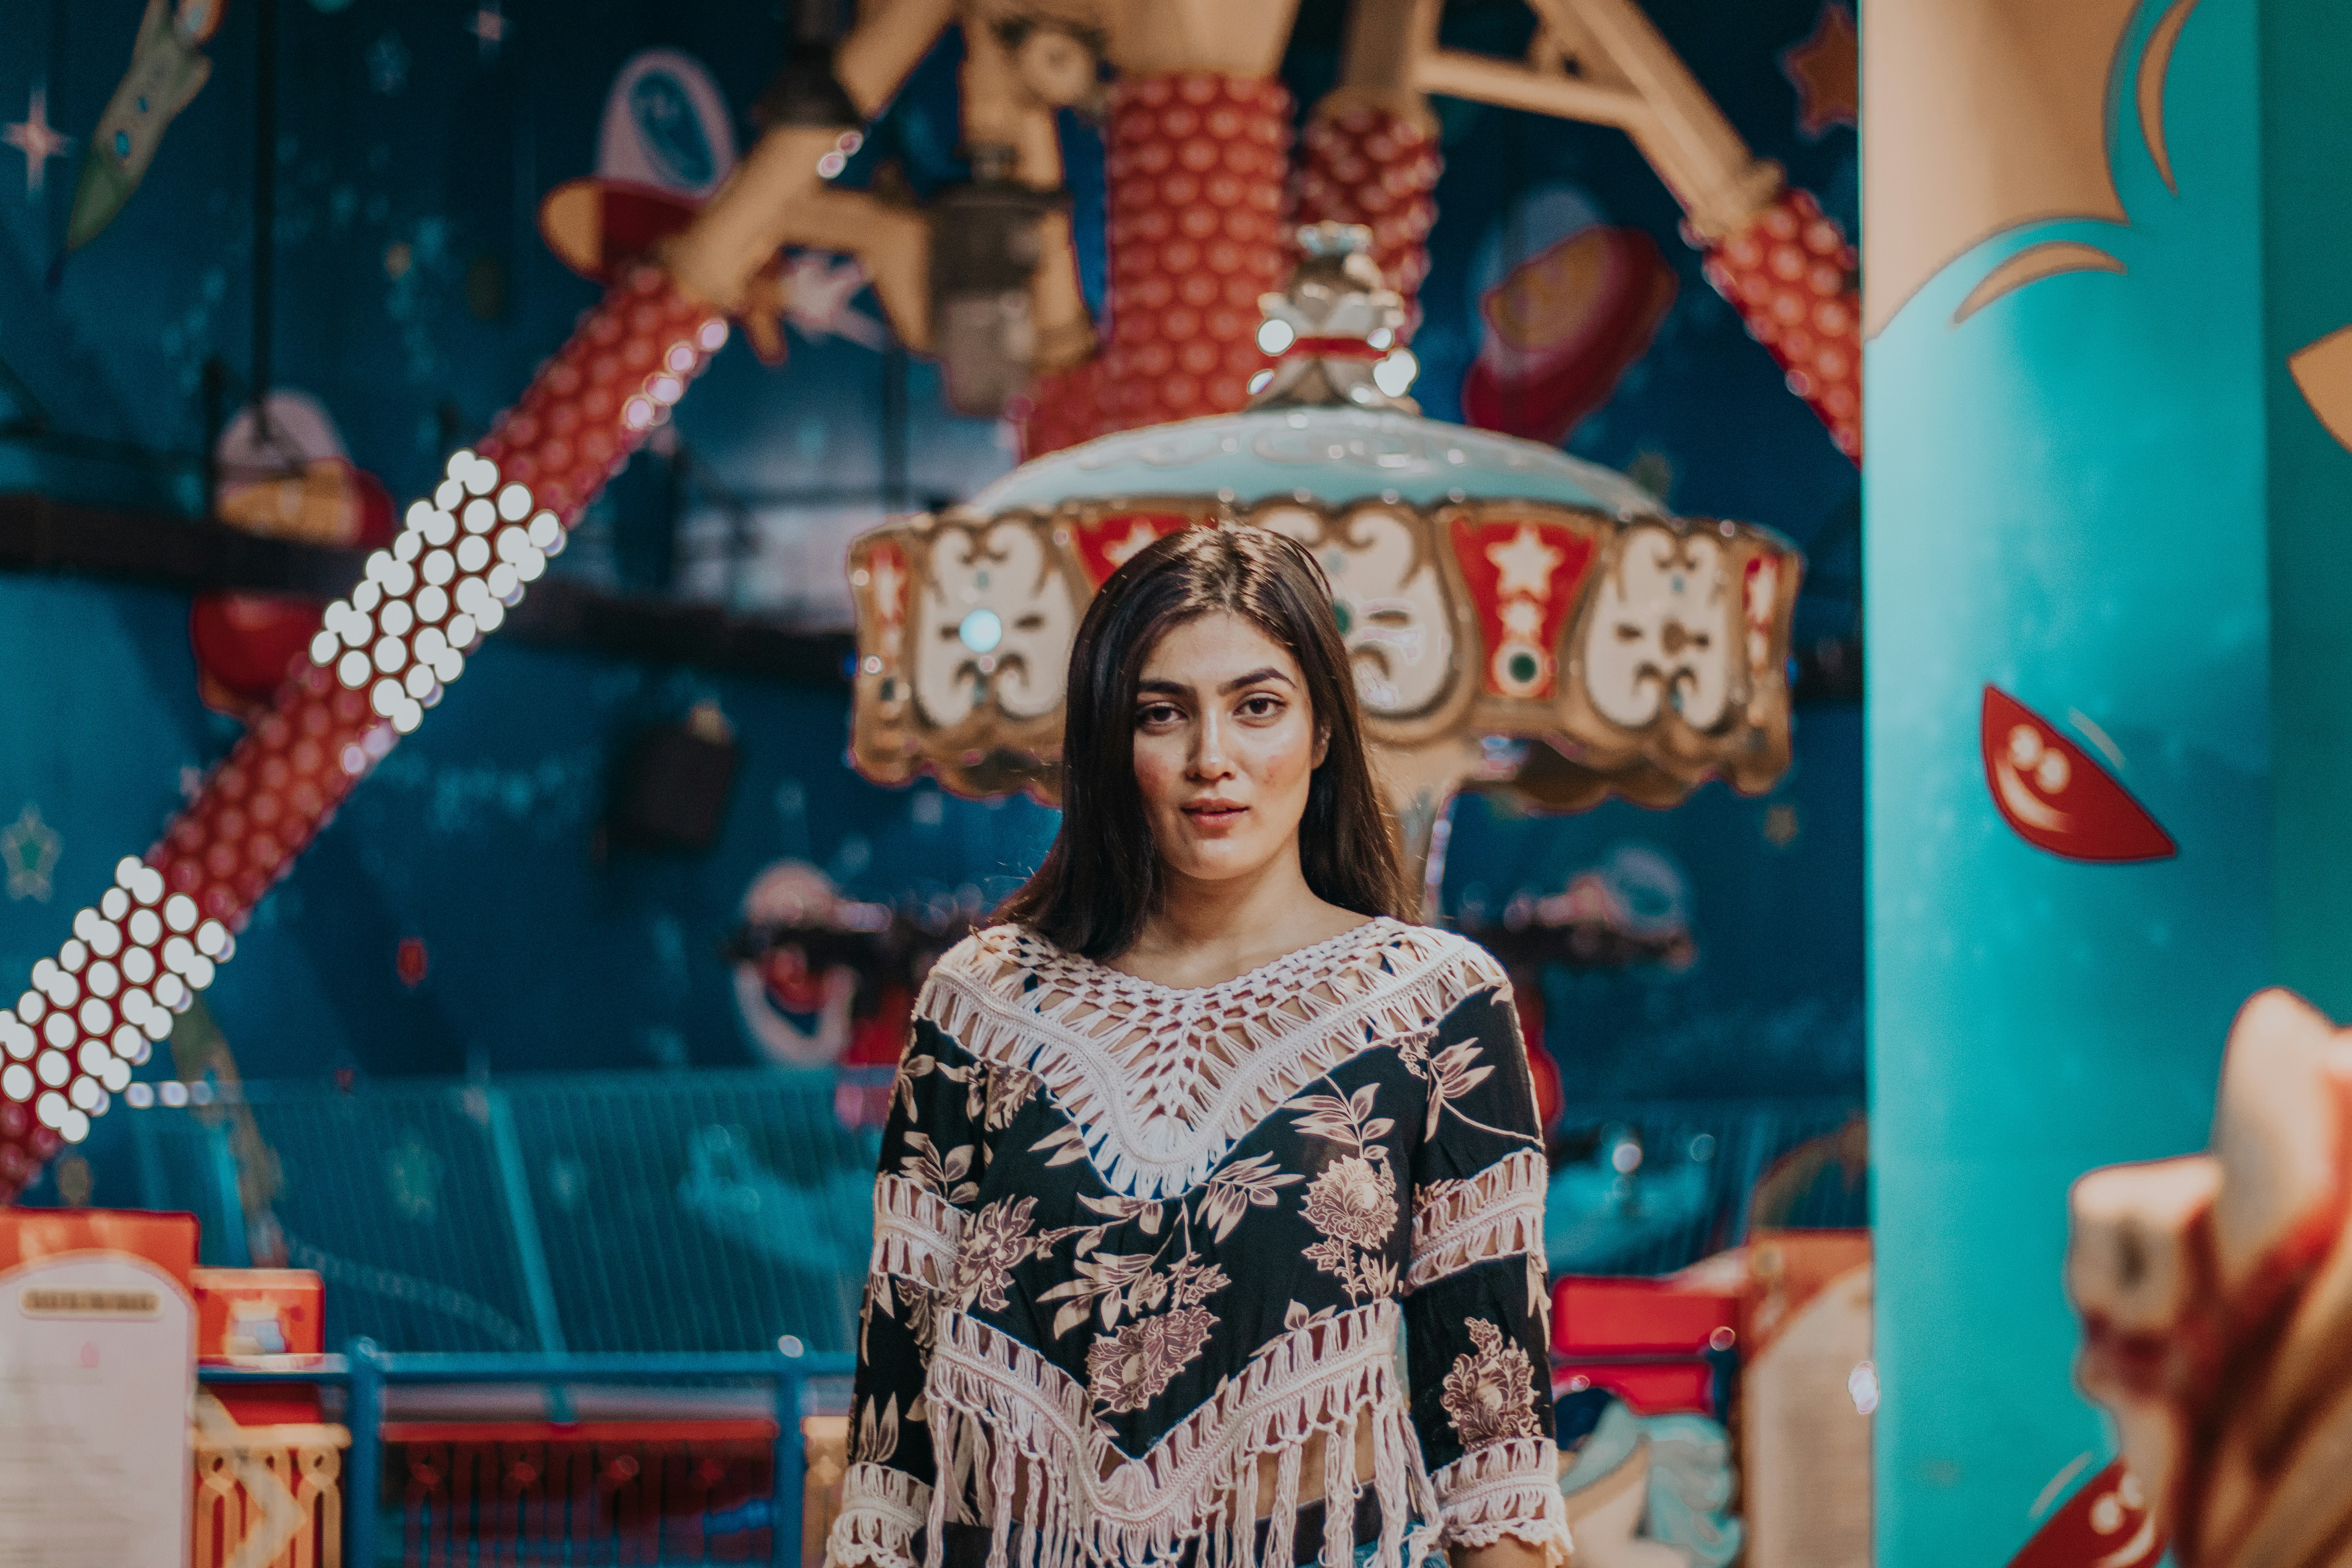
1188, 715, 1234, 779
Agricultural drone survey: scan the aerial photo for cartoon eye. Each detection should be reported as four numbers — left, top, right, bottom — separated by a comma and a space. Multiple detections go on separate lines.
1981, 688, 2174, 863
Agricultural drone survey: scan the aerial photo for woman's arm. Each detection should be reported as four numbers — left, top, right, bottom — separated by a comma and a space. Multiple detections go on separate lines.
827, 1023, 989, 1568
1402, 971, 1573, 1568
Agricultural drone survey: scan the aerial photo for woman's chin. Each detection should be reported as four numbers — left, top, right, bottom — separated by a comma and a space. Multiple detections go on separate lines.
1164, 842, 1286, 886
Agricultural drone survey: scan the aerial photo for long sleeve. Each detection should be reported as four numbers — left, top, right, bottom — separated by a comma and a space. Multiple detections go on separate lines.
1402, 976, 1572, 1566
828, 1018, 988, 1568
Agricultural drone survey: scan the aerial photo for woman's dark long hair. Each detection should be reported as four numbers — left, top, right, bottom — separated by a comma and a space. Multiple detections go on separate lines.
996, 525, 1412, 958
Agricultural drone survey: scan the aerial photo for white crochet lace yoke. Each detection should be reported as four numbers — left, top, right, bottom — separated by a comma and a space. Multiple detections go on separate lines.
918, 918, 1496, 1200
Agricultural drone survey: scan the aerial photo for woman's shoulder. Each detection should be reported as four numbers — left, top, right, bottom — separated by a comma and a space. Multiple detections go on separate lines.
918, 922, 1062, 1004
1363, 918, 1513, 1004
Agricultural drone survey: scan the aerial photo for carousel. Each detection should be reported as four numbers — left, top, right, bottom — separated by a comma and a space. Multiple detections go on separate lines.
844, 221, 1801, 903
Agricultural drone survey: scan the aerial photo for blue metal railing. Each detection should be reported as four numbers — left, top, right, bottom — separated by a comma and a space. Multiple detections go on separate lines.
201, 1339, 855, 1568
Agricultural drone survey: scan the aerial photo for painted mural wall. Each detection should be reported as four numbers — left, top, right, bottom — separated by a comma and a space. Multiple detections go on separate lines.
0, 0, 1864, 1107
1863, 0, 2352, 1559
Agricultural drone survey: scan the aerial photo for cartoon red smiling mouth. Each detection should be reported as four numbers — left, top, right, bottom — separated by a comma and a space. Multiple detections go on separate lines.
1982, 687, 2176, 864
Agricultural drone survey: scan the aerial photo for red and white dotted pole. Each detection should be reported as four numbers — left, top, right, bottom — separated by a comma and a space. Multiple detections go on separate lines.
1017, 73, 1293, 458
1294, 105, 1440, 325
0, 269, 725, 1198
1697, 188, 1862, 463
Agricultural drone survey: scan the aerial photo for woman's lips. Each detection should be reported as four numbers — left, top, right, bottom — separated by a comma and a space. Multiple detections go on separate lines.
1182, 800, 1248, 825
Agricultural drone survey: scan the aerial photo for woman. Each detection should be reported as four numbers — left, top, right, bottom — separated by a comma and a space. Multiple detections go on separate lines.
829, 528, 1566, 1568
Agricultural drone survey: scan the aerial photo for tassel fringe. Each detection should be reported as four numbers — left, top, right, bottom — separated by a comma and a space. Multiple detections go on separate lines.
918, 1300, 1419, 1568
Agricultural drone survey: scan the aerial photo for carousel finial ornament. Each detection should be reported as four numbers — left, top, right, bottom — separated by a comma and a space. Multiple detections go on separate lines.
1249, 221, 1421, 413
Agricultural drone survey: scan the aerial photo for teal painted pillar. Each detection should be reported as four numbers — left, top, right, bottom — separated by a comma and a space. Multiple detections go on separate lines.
1858, 0, 2352, 1560
2259, 4, 2352, 1009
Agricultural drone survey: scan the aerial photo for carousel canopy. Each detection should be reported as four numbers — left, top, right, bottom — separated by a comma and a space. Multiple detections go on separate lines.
847, 226, 1802, 840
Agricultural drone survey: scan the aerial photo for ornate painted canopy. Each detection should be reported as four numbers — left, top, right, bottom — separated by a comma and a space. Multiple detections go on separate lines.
845, 227, 1803, 858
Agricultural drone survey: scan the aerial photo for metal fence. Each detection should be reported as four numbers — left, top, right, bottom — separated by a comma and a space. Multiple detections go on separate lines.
39, 1069, 887, 1357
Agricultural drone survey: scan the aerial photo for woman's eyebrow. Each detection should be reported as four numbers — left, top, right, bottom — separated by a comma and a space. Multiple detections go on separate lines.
1218, 667, 1294, 694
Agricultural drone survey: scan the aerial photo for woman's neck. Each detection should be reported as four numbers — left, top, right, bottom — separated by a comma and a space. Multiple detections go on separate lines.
1110, 842, 1369, 989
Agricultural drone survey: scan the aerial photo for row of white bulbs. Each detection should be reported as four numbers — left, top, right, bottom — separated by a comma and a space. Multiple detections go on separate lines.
0, 857, 232, 1144
307, 450, 564, 735
1250, 318, 1421, 400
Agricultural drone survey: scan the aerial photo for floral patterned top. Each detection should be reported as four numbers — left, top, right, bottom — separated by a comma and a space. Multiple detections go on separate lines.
826, 918, 1568, 1568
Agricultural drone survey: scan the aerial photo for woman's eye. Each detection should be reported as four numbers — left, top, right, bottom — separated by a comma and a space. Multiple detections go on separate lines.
1136, 704, 1181, 727
1238, 695, 1283, 719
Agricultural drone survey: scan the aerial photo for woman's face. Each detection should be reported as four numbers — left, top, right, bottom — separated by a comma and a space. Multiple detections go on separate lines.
1131, 612, 1327, 888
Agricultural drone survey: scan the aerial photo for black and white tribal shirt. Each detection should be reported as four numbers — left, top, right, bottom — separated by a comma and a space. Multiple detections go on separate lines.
828, 918, 1566, 1568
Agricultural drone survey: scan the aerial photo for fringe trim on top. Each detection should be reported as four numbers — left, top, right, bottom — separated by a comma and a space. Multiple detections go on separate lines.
829, 1461, 935, 1568
918, 922, 1506, 1200
1405, 1149, 1550, 1293
917, 1299, 1443, 1568
873, 1173, 965, 1290
1427, 1439, 1572, 1568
